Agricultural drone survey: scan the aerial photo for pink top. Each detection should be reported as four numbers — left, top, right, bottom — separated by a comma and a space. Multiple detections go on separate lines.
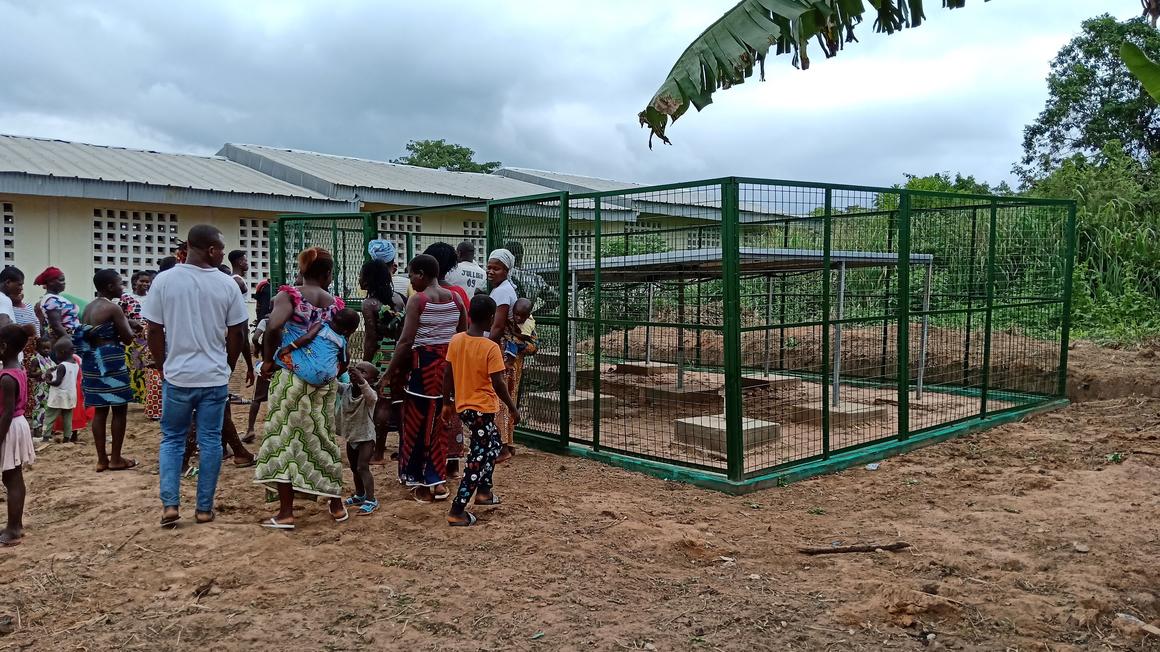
0, 368, 28, 418
280, 285, 346, 328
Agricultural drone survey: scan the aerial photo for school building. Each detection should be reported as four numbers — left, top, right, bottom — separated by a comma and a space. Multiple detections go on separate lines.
0, 133, 728, 301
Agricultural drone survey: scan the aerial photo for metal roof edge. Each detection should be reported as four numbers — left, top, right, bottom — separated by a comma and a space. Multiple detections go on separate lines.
218, 143, 347, 202
0, 173, 351, 213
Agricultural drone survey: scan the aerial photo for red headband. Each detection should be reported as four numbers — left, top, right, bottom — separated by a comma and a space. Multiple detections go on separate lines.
34, 267, 63, 286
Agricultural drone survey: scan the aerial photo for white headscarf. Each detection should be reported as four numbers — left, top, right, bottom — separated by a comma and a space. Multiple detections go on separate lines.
488, 248, 515, 271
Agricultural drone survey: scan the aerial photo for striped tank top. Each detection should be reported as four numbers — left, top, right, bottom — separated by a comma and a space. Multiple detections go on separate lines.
412, 294, 461, 348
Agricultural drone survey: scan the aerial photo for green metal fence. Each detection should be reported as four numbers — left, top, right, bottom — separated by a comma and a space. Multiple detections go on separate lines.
273, 178, 1075, 492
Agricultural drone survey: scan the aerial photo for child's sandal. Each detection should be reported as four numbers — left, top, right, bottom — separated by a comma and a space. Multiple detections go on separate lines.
357, 500, 379, 515
344, 494, 366, 507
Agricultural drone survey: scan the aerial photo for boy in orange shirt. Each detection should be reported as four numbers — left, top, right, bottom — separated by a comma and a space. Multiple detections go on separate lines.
442, 295, 519, 527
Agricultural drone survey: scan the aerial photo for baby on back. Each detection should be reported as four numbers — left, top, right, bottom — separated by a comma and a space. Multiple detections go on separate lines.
276, 308, 361, 386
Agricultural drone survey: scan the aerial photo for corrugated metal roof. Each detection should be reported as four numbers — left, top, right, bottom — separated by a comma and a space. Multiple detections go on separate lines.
221, 143, 556, 201
495, 167, 641, 193
0, 134, 333, 200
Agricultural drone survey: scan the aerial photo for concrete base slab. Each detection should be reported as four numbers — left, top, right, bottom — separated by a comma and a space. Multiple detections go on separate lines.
615, 361, 677, 376
674, 414, 780, 454
645, 383, 722, 406
526, 390, 615, 420
741, 374, 803, 390
790, 401, 886, 427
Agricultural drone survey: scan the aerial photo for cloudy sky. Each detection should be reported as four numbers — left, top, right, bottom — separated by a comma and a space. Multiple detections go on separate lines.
0, 1, 1141, 188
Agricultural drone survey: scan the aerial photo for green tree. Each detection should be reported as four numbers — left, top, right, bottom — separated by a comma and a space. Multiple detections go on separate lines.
391, 139, 501, 173
1015, 16, 1160, 185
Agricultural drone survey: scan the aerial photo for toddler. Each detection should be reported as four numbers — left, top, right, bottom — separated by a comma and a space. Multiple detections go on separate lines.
45, 338, 79, 443
337, 361, 379, 515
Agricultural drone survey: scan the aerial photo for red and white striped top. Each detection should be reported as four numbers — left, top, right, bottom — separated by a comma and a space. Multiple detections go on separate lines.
413, 294, 462, 348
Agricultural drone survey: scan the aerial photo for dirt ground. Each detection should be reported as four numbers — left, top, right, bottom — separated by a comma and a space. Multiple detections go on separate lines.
0, 339, 1158, 651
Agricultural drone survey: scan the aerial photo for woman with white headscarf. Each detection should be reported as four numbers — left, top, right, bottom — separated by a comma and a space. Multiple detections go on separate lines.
486, 249, 520, 462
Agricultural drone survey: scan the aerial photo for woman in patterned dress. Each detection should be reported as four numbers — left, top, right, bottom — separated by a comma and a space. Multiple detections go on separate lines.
34, 267, 79, 340
119, 272, 162, 420
423, 242, 471, 475
74, 269, 137, 472
253, 247, 348, 529
386, 254, 465, 502
359, 256, 406, 466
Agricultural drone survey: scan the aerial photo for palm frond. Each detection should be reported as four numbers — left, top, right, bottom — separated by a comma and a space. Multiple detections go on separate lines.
639, 0, 990, 148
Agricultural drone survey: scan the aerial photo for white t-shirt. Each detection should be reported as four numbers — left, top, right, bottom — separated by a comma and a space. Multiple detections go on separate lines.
141, 263, 249, 388
0, 292, 13, 324
47, 361, 79, 409
445, 260, 487, 296
392, 276, 410, 298
490, 280, 518, 311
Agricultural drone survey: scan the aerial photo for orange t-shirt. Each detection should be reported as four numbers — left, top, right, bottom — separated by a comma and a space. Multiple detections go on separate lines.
446, 332, 506, 414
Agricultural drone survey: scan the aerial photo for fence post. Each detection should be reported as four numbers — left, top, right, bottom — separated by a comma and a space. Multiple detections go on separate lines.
897, 191, 911, 440
362, 213, 376, 263
721, 179, 744, 482
980, 199, 999, 417
592, 197, 602, 451
557, 193, 571, 447
485, 203, 500, 256
1057, 202, 1077, 398
270, 219, 284, 287
962, 208, 978, 386
820, 189, 832, 458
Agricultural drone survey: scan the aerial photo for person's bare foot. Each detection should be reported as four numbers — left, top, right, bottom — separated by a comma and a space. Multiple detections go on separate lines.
329, 498, 349, 522
369, 456, 388, 466
233, 454, 256, 468
107, 457, 139, 471
495, 445, 515, 464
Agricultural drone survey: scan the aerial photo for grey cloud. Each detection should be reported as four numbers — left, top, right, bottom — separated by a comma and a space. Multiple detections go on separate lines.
0, 0, 1142, 190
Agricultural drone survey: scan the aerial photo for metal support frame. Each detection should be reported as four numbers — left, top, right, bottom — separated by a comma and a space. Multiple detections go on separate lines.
915, 262, 933, 401
645, 283, 654, 364
677, 283, 686, 389
569, 268, 578, 395
763, 276, 774, 376
721, 179, 745, 481
896, 191, 911, 439
831, 261, 846, 408
592, 197, 603, 450
980, 199, 999, 417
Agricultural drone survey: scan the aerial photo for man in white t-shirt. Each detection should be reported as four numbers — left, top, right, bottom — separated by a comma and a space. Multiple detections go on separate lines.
0, 267, 15, 328
143, 225, 249, 528
444, 241, 487, 297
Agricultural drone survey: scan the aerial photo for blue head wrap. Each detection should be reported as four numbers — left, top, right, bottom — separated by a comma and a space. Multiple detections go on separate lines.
368, 239, 397, 263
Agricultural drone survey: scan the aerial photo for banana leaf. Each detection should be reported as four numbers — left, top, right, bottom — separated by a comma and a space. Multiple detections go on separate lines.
639, 0, 989, 147
1121, 41, 1160, 104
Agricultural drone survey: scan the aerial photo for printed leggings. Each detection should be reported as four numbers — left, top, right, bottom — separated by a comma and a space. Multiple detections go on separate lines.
452, 410, 502, 512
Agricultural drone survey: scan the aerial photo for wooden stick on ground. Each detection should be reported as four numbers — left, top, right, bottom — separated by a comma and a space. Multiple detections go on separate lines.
798, 542, 911, 556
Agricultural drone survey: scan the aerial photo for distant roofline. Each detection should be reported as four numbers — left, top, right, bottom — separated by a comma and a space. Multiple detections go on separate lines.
0, 133, 350, 212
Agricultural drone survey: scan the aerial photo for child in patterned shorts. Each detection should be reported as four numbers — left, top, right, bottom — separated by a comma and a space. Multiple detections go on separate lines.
441, 295, 519, 527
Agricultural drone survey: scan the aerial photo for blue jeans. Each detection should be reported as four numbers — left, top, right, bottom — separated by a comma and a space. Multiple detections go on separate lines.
159, 382, 228, 513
